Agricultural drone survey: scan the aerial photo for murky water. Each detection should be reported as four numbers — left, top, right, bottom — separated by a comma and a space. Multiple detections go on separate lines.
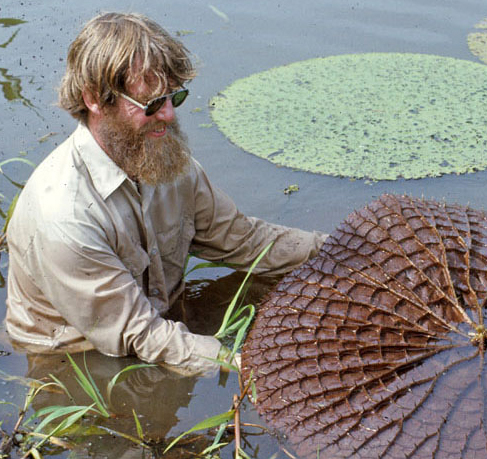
1, 0, 487, 457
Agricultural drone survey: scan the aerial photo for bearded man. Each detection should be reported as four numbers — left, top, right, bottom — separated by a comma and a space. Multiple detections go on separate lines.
5, 12, 327, 373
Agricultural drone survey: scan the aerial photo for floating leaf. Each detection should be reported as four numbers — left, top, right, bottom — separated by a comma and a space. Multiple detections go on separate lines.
283, 184, 299, 195
208, 5, 230, 23
468, 18, 487, 64
176, 30, 195, 37
0, 18, 27, 28
211, 53, 487, 180
37, 132, 57, 143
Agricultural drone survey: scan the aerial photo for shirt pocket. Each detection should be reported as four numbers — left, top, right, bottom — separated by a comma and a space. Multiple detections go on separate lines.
120, 243, 150, 280
157, 218, 196, 271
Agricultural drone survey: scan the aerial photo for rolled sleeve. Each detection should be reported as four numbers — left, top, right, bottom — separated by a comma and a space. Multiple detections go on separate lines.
190, 162, 328, 275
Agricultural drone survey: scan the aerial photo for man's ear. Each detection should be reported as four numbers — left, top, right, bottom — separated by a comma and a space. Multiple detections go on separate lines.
82, 89, 102, 116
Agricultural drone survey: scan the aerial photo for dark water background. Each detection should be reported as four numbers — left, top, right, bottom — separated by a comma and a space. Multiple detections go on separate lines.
1, 0, 487, 457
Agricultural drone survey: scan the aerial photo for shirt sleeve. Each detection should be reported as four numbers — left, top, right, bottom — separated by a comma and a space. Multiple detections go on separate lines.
190, 162, 328, 274
24, 219, 221, 372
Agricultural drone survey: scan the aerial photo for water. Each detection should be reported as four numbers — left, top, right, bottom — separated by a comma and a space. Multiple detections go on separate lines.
1, 0, 487, 457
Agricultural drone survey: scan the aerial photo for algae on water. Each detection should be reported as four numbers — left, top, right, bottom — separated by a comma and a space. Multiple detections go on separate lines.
210, 53, 487, 181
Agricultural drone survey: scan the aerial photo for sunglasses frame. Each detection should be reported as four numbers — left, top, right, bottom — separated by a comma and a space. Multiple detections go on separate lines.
115, 88, 189, 116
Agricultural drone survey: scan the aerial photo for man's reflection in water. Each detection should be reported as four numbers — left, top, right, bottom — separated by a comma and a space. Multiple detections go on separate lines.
26, 351, 199, 458
22, 273, 277, 458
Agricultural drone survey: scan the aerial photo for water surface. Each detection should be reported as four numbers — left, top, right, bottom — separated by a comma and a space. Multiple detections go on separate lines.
1, 1, 487, 457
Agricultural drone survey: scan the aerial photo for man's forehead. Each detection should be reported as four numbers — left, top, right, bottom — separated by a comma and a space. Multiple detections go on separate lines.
126, 70, 168, 98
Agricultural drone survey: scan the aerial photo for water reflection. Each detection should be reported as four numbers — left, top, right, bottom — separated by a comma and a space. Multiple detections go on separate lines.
0, 68, 33, 108
26, 352, 198, 458
0, 17, 34, 108
12, 272, 277, 458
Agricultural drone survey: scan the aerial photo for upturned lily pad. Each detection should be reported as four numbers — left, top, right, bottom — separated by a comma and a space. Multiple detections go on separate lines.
242, 194, 487, 458
210, 53, 487, 181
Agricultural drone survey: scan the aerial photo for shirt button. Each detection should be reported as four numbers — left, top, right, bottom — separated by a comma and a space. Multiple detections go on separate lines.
151, 248, 158, 256
151, 288, 160, 296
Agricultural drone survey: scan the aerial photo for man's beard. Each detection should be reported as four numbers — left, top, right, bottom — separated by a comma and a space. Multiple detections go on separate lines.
97, 113, 191, 186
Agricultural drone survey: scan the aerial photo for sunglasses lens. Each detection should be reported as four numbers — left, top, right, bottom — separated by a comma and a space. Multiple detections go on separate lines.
144, 89, 189, 116
171, 89, 189, 107
145, 98, 166, 116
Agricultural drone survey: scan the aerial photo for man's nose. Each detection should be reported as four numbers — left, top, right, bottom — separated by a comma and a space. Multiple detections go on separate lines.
155, 99, 175, 122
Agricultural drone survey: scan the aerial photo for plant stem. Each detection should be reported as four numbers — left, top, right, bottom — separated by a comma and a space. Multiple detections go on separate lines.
233, 394, 241, 459
0, 403, 29, 456
281, 446, 298, 459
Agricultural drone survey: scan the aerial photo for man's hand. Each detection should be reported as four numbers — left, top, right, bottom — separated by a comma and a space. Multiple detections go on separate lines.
218, 345, 241, 372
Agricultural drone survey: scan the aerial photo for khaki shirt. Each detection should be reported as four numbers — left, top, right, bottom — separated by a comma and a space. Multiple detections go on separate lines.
6, 123, 326, 372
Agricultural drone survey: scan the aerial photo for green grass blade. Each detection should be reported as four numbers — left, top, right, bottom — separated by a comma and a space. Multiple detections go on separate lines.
212, 422, 227, 446
201, 355, 238, 373
33, 404, 95, 449
251, 379, 257, 403
132, 409, 144, 440
0, 400, 18, 409
219, 316, 247, 337
2, 193, 18, 233
106, 363, 156, 402
221, 303, 255, 341
237, 448, 252, 459
231, 306, 255, 355
82, 353, 107, 412
199, 420, 229, 455
0, 156, 36, 170
214, 242, 273, 339
24, 402, 70, 427
23, 379, 70, 425
48, 374, 74, 402
163, 409, 235, 454
96, 425, 149, 447
66, 353, 109, 417
200, 442, 229, 455
33, 405, 95, 434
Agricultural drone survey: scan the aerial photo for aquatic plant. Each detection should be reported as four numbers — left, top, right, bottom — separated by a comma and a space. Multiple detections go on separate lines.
468, 18, 487, 64
0, 355, 155, 458
163, 244, 273, 458
242, 194, 487, 458
1, 245, 274, 459
211, 53, 487, 181
0, 157, 35, 233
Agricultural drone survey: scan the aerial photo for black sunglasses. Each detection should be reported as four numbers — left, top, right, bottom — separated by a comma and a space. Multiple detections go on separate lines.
116, 88, 189, 116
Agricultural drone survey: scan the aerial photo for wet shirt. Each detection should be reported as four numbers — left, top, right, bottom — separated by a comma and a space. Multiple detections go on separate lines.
6, 123, 327, 371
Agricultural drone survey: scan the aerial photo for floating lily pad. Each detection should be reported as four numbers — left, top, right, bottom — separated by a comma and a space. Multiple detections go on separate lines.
468, 18, 487, 64
210, 53, 487, 181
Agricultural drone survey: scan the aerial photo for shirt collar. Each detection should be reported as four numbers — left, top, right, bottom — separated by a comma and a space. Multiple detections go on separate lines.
73, 123, 131, 200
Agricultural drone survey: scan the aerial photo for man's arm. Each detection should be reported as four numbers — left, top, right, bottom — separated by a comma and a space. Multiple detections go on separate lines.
18, 219, 221, 372
190, 161, 328, 273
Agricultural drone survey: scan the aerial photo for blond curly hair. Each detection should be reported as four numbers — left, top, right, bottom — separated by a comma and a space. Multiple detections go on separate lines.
58, 12, 196, 122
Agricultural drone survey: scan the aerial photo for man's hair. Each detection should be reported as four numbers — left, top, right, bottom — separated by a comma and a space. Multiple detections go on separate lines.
58, 12, 196, 122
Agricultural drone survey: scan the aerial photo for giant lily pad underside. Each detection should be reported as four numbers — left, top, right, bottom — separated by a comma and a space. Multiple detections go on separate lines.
242, 194, 487, 458
210, 53, 487, 181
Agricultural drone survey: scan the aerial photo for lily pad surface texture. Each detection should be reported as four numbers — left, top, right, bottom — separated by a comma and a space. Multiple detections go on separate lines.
242, 194, 487, 458
210, 53, 487, 181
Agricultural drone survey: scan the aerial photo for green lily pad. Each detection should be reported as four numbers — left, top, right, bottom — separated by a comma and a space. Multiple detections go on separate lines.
210, 53, 487, 180
468, 18, 487, 64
